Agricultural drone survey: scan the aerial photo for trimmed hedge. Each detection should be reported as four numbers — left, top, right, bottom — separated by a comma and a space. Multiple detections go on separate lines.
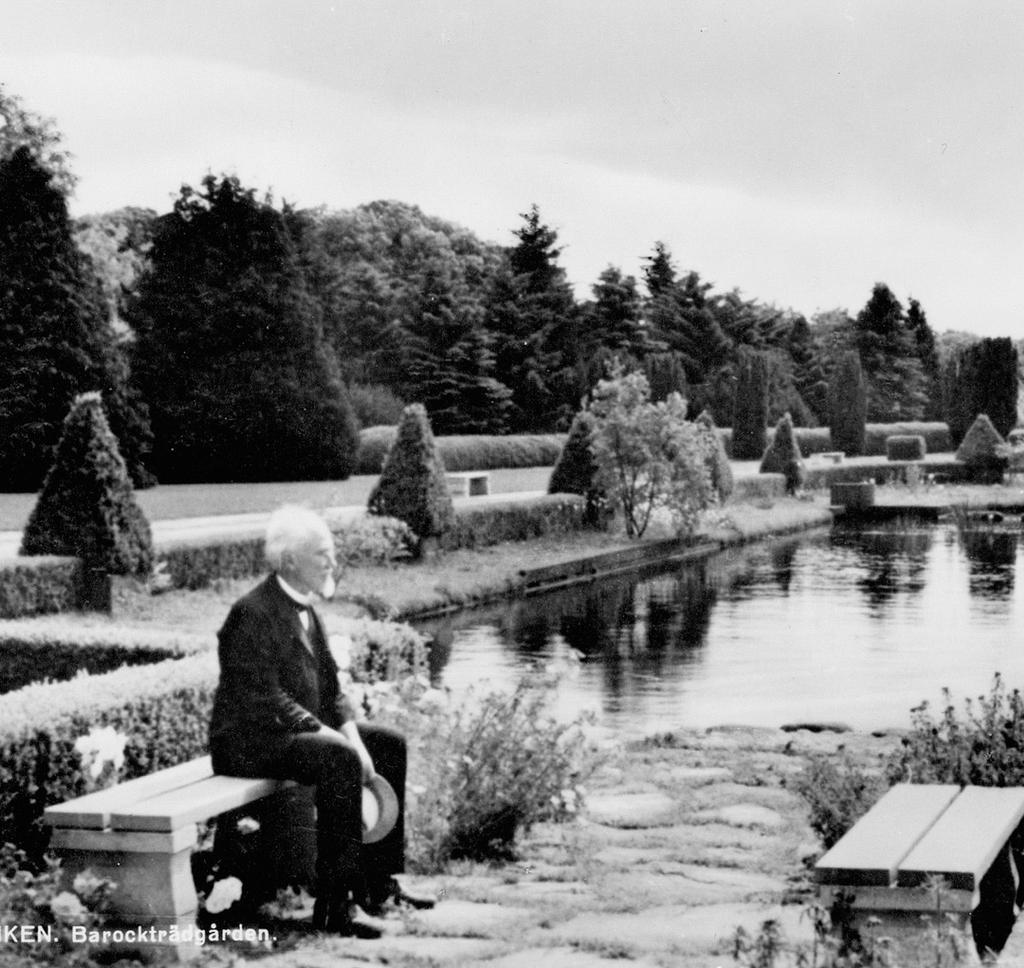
441, 494, 587, 551
886, 435, 926, 461
158, 531, 265, 590
802, 459, 970, 490
0, 626, 209, 695
0, 557, 84, 618
719, 423, 952, 459
356, 427, 566, 475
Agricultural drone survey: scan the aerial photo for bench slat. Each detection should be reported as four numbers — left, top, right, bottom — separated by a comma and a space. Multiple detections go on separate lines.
43, 757, 214, 830
815, 784, 960, 886
110, 775, 289, 832
897, 786, 1024, 890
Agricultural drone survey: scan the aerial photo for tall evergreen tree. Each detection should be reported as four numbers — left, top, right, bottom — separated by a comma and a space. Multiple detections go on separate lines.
0, 146, 152, 491
485, 205, 578, 431
948, 338, 1019, 442
641, 241, 676, 298
130, 174, 358, 483
584, 266, 646, 356
829, 350, 868, 456
731, 348, 770, 460
905, 297, 941, 419
854, 283, 927, 420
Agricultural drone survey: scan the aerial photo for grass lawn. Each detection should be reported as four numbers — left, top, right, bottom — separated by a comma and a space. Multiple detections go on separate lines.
0, 466, 555, 530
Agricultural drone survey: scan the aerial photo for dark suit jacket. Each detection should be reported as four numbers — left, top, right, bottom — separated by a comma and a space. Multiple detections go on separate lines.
209, 574, 356, 775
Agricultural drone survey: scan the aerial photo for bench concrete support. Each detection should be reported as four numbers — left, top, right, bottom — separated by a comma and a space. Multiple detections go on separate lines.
48, 826, 202, 959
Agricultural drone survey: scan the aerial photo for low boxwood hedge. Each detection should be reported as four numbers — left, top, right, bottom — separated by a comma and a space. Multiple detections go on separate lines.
0, 626, 210, 695
0, 557, 84, 618
442, 494, 588, 551
885, 435, 927, 461
357, 428, 567, 475
157, 530, 265, 590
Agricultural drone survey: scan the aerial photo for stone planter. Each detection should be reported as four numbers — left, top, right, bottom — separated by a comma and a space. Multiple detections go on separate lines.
830, 481, 876, 509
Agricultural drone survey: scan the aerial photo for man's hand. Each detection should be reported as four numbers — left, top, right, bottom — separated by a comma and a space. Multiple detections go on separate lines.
316, 725, 375, 782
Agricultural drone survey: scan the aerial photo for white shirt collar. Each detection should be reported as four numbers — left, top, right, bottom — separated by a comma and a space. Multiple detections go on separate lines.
276, 574, 314, 607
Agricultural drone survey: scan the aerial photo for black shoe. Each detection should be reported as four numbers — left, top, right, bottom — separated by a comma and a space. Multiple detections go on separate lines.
312, 896, 384, 938
364, 876, 437, 916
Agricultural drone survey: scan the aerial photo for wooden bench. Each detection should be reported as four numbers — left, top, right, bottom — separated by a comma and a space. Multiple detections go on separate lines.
446, 471, 490, 497
43, 756, 306, 958
816, 783, 1024, 920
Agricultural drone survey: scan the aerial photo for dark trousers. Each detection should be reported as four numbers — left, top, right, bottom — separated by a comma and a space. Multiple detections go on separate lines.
214, 724, 406, 900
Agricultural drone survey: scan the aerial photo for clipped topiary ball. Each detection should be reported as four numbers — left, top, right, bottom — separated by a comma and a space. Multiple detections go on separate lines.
20, 392, 154, 575
548, 411, 606, 526
695, 409, 734, 501
367, 403, 455, 545
760, 412, 804, 494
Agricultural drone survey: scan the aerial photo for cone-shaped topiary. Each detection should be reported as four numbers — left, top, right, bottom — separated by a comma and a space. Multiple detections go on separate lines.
956, 413, 1007, 483
760, 412, 804, 494
367, 403, 455, 544
20, 392, 154, 575
695, 409, 734, 501
548, 411, 606, 526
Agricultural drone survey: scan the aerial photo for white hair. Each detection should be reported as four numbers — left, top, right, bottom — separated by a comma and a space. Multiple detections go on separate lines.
264, 505, 331, 571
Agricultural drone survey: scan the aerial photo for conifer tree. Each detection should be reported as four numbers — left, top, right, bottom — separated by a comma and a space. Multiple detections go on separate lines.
760, 412, 804, 494
20, 392, 153, 575
956, 413, 1007, 482
731, 349, 770, 460
367, 404, 454, 543
695, 409, 734, 500
130, 175, 358, 482
829, 351, 868, 456
548, 411, 605, 525
0, 146, 152, 491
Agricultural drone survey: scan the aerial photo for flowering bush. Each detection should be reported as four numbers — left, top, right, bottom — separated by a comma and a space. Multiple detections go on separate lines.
377, 655, 605, 870
72, 726, 126, 787
0, 844, 114, 965
588, 362, 714, 538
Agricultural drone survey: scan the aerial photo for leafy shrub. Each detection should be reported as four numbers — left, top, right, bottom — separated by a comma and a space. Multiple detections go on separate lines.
696, 409, 734, 501
547, 412, 606, 525
788, 750, 885, 849
885, 674, 1024, 787
367, 403, 454, 544
829, 351, 867, 456
0, 557, 84, 618
885, 435, 926, 461
332, 515, 416, 568
588, 364, 713, 538
157, 533, 265, 591
441, 495, 587, 552
348, 383, 406, 428
732, 349, 770, 460
759, 412, 804, 494
390, 662, 603, 870
955, 413, 1007, 482
20, 392, 153, 576
355, 428, 566, 475
0, 626, 207, 695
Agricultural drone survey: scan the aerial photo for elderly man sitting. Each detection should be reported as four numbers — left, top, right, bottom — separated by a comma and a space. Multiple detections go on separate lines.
209, 505, 434, 938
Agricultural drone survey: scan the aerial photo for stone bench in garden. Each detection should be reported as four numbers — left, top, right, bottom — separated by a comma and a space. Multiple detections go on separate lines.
44, 756, 297, 958
816, 783, 1024, 951
446, 471, 490, 497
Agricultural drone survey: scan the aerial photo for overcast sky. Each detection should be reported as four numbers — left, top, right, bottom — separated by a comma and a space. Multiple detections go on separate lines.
3, 1, 1023, 336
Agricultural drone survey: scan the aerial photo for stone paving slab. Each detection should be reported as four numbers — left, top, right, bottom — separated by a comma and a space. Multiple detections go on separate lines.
406, 899, 538, 939
584, 791, 679, 828
479, 947, 665, 968
554, 902, 811, 956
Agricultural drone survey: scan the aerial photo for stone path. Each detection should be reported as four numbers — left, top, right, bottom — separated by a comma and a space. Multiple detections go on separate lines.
220, 727, 902, 968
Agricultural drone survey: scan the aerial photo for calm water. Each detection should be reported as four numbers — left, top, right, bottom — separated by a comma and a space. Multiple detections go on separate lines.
415, 521, 1024, 735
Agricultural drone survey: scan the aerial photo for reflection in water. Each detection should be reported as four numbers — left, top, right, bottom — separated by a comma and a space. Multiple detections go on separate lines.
960, 528, 1017, 598
415, 521, 1024, 734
